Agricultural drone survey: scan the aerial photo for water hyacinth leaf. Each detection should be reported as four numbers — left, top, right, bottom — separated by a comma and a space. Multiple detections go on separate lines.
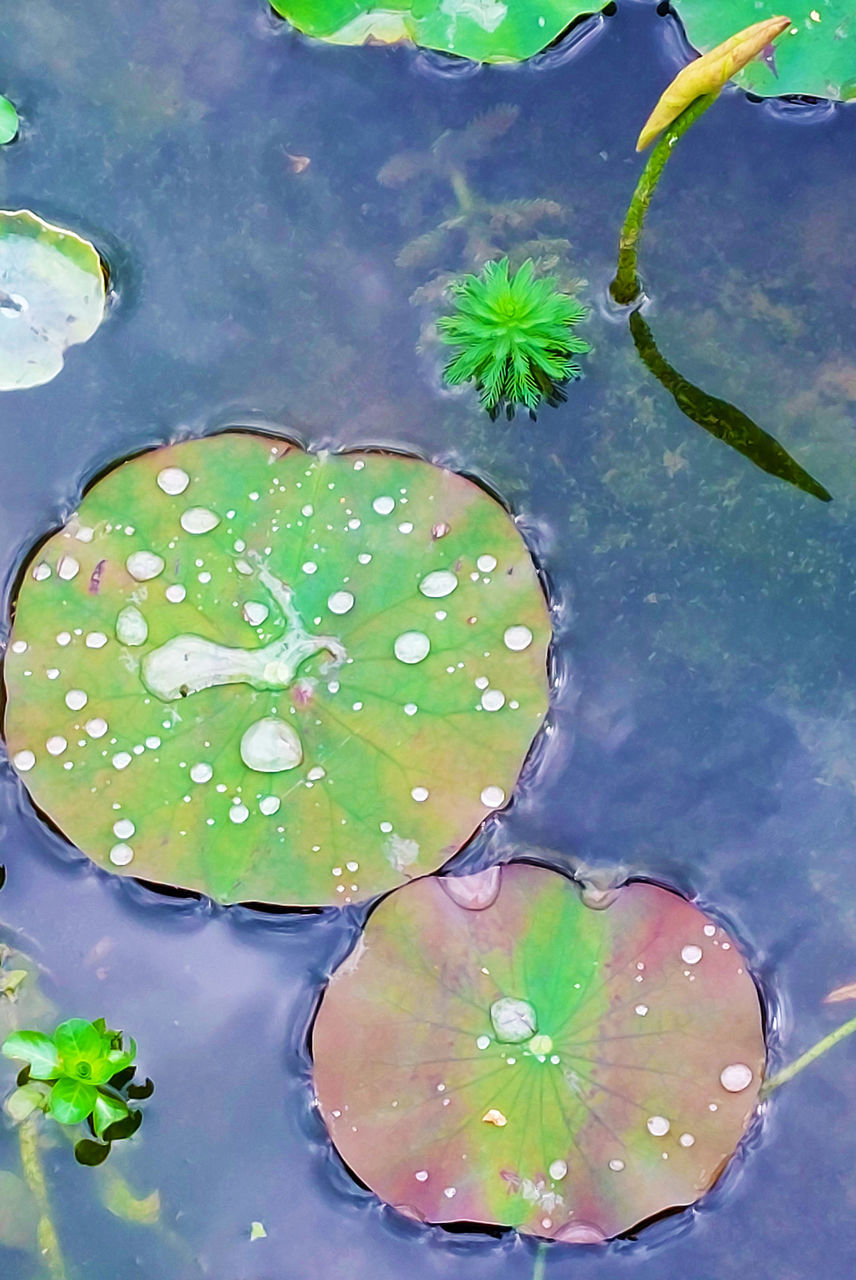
93, 1092, 130, 1138
75, 1138, 112, 1167
0, 210, 107, 391
272, 1, 604, 64
2, 1030, 60, 1080
0, 96, 18, 145
49, 1077, 98, 1125
674, 2, 856, 101
4, 434, 550, 907
637, 16, 791, 149
313, 864, 765, 1239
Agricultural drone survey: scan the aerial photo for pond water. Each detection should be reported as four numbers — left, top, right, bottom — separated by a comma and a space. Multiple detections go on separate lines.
1, 0, 856, 1276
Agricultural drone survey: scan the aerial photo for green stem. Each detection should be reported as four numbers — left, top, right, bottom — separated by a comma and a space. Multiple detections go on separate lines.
18, 1117, 68, 1280
610, 94, 716, 306
532, 1241, 548, 1280
761, 1014, 856, 1097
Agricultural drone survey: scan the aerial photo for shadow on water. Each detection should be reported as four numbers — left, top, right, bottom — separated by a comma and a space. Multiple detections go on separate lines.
628, 308, 831, 503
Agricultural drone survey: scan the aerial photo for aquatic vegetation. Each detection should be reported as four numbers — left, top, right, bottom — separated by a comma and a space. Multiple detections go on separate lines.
272, 0, 603, 64
611, 18, 791, 304
0, 95, 18, 145
0, 210, 107, 391
380, 105, 581, 306
675, 1, 856, 100
2, 1017, 150, 1164
313, 862, 765, 1239
438, 258, 591, 416
629, 309, 831, 500
4, 433, 550, 907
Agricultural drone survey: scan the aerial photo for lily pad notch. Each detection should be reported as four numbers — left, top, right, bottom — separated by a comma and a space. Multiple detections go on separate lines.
312, 862, 766, 1240
4, 432, 551, 907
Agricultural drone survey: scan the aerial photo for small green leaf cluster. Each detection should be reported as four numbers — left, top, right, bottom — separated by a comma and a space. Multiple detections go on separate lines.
437, 258, 591, 418
2, 1018, 152, 1165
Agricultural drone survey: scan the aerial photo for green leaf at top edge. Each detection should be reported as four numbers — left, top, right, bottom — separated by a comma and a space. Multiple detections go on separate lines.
48, 1077, 98, 1125
2, 1030, 60, 1080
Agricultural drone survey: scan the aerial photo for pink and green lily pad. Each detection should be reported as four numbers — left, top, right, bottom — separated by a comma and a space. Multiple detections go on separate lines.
312, 863, 765, 1239
3, 434, 550, 906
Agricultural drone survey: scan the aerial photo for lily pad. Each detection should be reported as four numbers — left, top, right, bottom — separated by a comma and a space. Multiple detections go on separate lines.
0, 210, 107, 392
312, 863, 765, 1239
0, 96, 18, 146
674, 2, 856, 100
272, 1, 604, 64
3, 434, 550, 906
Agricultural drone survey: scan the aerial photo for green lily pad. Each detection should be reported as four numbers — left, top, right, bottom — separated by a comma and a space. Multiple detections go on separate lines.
674, 2, 856, 100
4, 434, 550, 906
0, 210, 107, 392
272, 1, 603, 64
0, 96, 19, 145
312, 863, 765, 1239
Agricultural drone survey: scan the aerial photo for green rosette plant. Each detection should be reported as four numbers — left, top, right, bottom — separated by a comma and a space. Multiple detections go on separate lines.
3, 1018, 150, 1164
438, 258, 591, 417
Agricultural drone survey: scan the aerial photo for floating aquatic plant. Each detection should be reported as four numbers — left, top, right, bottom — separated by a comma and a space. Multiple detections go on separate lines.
0, 210, 107, 391
610, 17, 791, 305
675, 1, 856, 101
272, 1, 604, 64
313, 863, 765, 1239
3, 1017, 150, 1165
0, 95, 18, 145
4, 433, 550, 907
438, 258, 591, 417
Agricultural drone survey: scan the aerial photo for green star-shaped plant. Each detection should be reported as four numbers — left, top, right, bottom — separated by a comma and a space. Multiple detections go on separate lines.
437, 257, 591, 417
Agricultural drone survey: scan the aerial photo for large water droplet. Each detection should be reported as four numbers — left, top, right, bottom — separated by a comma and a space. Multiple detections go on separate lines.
418, 570, 458, 599
490, 996, 537, 1044
240, 717, 303, 773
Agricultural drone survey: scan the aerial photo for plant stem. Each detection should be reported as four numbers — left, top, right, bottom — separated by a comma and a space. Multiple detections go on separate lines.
610, 94, 716, 306
449, 168, 476, 215
532, 1241, 548, 1280
761, 1014, 856, 1097
18, 1117, 69, 1280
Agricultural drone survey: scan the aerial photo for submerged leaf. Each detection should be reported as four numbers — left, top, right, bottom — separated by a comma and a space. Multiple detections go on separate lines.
0, 1170, 39, 1251
4, 434, 550, 907
99, 1169, 161, 1224
637, 16, 791, 149
824, 981, 856, 1003
313, 864, 765, 1240
272, 1, 604, 64
674, 2, 856, 101
0, 210, 107, 391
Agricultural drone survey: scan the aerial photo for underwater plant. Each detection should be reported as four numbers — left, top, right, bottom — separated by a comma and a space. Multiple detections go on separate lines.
380, 105, 581, 304
0, 209, 107, 391
3, 1017, 151, 1164
438, 257, 591, 417
4, 433, 551, 907
0, 95, 18, 145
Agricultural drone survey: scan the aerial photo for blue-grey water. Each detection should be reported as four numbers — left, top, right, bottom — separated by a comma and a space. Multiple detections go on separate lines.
1, 0, 855, 1276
